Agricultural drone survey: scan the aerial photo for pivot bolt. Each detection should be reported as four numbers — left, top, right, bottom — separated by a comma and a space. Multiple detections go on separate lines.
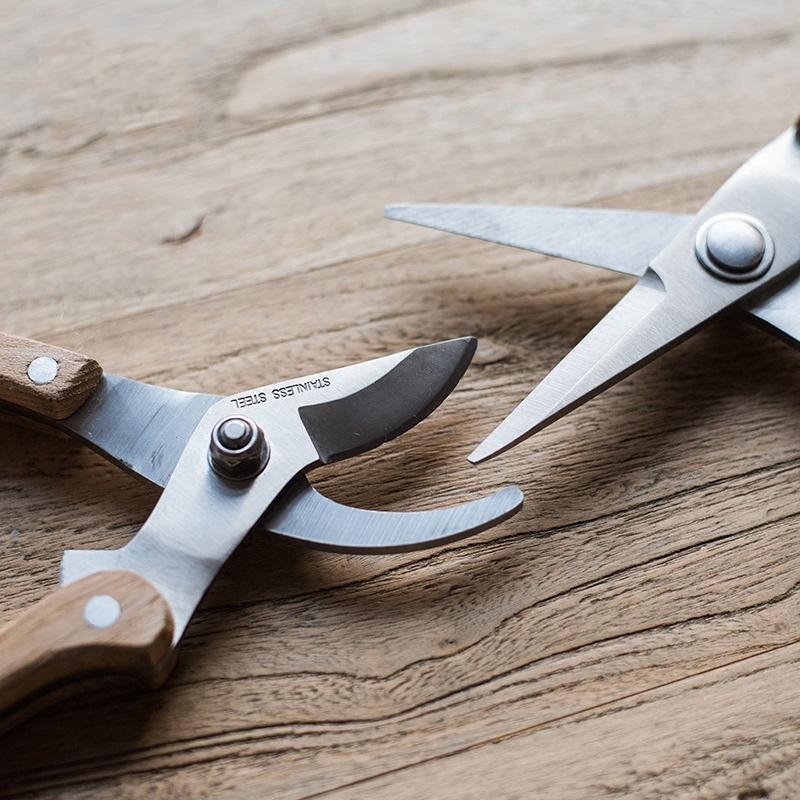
209, 416, 269, 480
695, 213, 774, 282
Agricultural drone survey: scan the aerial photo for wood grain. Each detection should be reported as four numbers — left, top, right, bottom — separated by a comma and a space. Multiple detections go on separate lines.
0, 1, 799, 797
0, 571, 174, 734
0, 333, 102, 419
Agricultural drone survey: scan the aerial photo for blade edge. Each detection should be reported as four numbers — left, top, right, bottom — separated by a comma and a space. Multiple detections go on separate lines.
262, 482, 523, 553
386, 204, 691, 276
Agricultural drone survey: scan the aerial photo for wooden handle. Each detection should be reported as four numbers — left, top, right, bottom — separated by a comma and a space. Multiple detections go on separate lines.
0, 571, 174, 732
0, 332, 102, 419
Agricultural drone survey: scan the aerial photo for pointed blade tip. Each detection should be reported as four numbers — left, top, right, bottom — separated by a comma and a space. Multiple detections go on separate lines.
467, 442, 500, 465
420, 335, 477, 379
455, 334, 478, 359
300, 336, 477, 464
468, 423, 528, 464
498, 484, 524, 510
384, 203, 409, 220
384, 202, 441, 223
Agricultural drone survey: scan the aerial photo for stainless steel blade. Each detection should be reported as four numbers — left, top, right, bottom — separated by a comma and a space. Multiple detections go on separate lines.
745, 273, 800, 345
387, 202, 800, 342
267, 481, 523, 553
468, 126, 800, 461
63, 393, 314, 641
58, 373, 219, 487
297, 337, 475, 463
385, 203, 691, 276
40, 355, 515, 552
469, 269, 672, 461
60, 340, 513, 639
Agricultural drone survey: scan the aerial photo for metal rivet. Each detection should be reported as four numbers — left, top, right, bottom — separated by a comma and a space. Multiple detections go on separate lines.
27, 356, 59, 385
209, 415, 270, 480
83, 595, 121, 629
695, 213, 774, 282
706, 218, 766, 272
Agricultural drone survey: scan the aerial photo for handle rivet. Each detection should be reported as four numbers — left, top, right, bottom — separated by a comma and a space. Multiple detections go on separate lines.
209, 415, 269, 480
83, 595, 121, 629
695, 213, 774, 282
27, 356, 59, 385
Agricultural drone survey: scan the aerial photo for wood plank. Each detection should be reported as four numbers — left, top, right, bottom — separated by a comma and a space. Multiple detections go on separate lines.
320, 642, 800, 800
0, 1, 799, 797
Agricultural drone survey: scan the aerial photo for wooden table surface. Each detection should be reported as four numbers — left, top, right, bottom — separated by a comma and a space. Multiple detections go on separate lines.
2, 2, 800, 797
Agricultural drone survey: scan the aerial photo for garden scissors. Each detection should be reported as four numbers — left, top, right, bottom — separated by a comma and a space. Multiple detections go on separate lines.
387, 119, 800, 462
0, 334, 521, 729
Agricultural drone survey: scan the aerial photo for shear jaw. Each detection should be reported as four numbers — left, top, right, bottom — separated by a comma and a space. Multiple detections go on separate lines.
62, 389, 321, 642
61, 339, 519, 640
388, 122, 800, 461
51, 338, 519, 552
466, 124, 800, 461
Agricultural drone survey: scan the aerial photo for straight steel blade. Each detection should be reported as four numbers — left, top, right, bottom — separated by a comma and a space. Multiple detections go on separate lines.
386, 203, 691, 276
387, 202, 800, 342
469, 269, 676, 461
745, 273, 800, 346
469, 125, 800, 461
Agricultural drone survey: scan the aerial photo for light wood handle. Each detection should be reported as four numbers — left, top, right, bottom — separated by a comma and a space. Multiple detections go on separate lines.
0, 571, 174, 733
0, 332, 102, 419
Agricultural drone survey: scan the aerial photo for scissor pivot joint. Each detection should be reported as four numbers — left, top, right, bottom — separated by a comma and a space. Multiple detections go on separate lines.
695, 213, 774, 282
209, 415, 270, 480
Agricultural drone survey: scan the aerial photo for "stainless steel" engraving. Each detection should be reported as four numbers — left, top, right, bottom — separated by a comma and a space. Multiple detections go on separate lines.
230, 376, 332, 408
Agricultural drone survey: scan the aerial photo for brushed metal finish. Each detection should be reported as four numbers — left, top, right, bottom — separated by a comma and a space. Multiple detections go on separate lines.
60, 342, 523, 640
385, 204, 690, 277
62, 346, 417, 639
265, 481, 523, 553
387, 203, 800, 350
38, 372, 518, 552
470, 127, 800, 461
388, 125, 800, 461
745, 276, 800, 346
58, 373, 218, 487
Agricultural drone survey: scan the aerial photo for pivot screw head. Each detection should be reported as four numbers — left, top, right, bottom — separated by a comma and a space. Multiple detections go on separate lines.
217, 417, 251, 449
706, 218, 765, 272
209, 415, 269, 480
695, 213, 774, 282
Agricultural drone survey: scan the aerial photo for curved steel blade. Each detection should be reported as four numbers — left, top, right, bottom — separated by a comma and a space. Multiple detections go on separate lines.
61, 339, 491, 638
298, 337, 475, 463
37, 340, 515, 552
266, 481, 523, 553
57, 335, 476, 482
